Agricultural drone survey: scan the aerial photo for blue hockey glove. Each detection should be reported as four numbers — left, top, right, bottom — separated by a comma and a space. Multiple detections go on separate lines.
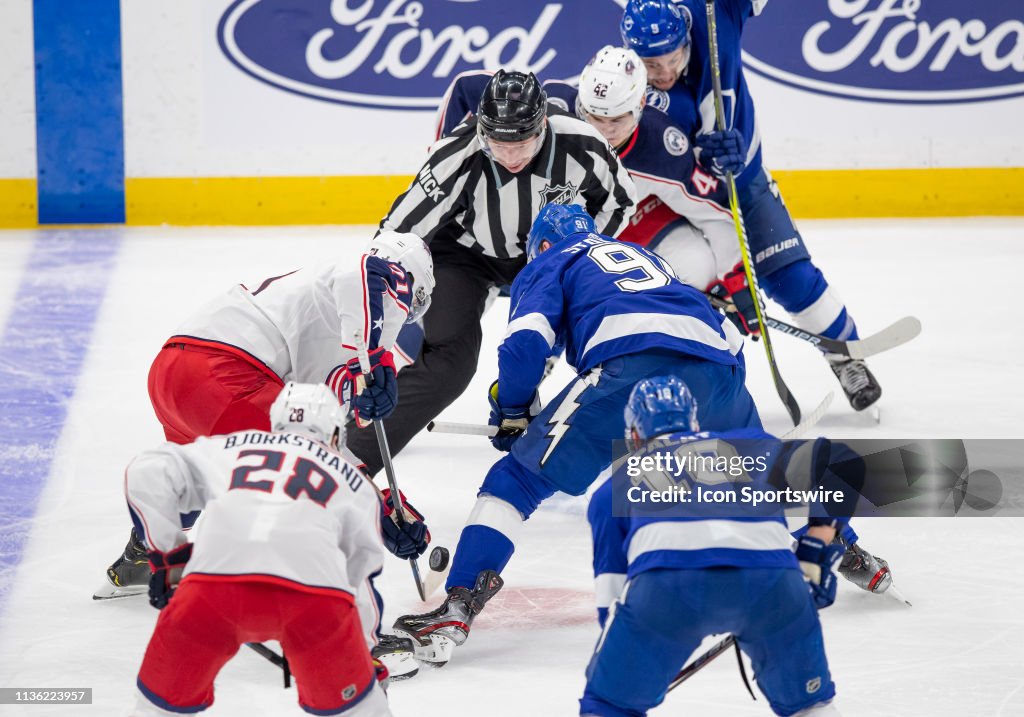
487, 380, 534, 452
796, 535, 845, 609
707, 263, 761, 338
341, 348, 398, 424
697, 129, 747, 177
380, 488, 430, 559
147, 542, 193, 610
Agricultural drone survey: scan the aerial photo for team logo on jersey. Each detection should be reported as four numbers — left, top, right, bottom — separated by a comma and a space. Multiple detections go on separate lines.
645, 88, 671, 112
663, 127, 688, 156
742, 1, 1024, 103
217, 0, 623, 110
538, 182, 579, 206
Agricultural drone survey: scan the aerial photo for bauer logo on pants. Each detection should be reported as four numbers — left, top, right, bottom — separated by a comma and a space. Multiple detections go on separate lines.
741, 0, 1024, 104
217, 0, 622, 110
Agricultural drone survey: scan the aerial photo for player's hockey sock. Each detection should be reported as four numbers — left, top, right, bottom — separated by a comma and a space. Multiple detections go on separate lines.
445, 525, 515, 592
762, 260, 860, 341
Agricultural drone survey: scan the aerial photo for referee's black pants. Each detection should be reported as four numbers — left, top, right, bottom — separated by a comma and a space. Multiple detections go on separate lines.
346, 240, 525, 476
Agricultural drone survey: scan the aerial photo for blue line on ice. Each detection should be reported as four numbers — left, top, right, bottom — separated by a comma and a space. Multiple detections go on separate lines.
0, 230, 121, 616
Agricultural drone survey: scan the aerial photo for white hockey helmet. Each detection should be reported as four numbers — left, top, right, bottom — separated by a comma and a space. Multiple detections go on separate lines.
370, 231, 436, 323
576, 46, 649, 122
270, 382, 348, 447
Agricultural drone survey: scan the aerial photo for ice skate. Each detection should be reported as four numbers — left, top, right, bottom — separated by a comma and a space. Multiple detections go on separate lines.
371, 634, 420, 681
92, 529, 151, 600
835, 535, 892, 595
392, 570, 503, 666
826, 353, 881, 411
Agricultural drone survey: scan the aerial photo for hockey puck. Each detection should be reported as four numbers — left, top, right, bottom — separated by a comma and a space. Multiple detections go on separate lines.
428, 546, 450, 572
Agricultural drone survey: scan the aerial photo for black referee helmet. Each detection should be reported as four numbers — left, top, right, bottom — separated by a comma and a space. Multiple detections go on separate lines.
477, 70, 547, 142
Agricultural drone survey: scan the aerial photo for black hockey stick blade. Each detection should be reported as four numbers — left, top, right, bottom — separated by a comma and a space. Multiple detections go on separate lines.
427, 420, 496, 437
667, 634, 736, 692
246, 643, 291, 688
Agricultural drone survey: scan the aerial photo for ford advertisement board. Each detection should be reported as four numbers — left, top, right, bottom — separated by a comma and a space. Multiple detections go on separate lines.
218, 0, 623, 109
742, 0, 1024, 104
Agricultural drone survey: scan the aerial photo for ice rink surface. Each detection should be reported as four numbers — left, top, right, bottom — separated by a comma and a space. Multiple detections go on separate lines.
1, 219, 1023, 716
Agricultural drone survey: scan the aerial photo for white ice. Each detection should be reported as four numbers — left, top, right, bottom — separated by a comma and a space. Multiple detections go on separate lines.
0, 219, 1022, 717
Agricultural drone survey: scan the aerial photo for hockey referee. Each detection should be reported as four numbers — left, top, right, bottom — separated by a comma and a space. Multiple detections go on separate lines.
347, 70, 637, 476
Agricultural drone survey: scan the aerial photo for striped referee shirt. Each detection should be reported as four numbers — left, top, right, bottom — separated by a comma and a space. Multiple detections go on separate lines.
380, 111, 637, 259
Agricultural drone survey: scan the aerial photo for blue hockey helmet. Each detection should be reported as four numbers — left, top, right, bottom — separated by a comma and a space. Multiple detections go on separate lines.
624, 376, 700, 449
527, 204, 596, 261
620, 0, 693, 58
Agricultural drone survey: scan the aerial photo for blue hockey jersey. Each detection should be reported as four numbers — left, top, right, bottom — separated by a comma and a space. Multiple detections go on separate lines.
674, 0, 767, 186
497, 232, 741, 408
589, 428, 855, 598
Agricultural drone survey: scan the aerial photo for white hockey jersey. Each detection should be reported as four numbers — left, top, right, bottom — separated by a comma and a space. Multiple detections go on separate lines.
124, 430, 387, 646
172, 254, 415, 391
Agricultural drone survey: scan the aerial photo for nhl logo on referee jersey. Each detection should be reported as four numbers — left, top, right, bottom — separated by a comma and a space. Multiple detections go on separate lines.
806, 676, 822, 694
663, 127, 688, 156
538, 182, 579, 206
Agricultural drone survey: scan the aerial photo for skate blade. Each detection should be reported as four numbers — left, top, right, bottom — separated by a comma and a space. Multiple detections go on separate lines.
885, 583, 912, 607
377, 652, 420, 681
92, 581, 147, 601
392, 632, 456, 667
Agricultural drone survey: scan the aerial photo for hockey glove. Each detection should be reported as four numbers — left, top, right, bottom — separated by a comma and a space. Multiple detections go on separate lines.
340, 348, 398, 424
796, 535, 845, 610
487, 380, 537, 452
707, 263, 762, 338
696, 129, 747, 177
146, 542, 193, 610
380, 488, 430, 560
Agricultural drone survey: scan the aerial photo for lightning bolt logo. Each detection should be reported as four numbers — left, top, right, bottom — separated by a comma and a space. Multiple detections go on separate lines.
540, 368, 602, 466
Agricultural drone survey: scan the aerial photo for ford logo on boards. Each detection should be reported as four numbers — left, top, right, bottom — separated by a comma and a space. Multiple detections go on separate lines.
741, 0, 1024, 104
217, 0, 622, 110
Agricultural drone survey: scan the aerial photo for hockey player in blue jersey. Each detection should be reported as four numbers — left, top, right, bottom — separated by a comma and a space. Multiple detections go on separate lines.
582, 375, 845, 716
391, 203, 762, 664
621, 0, 883, 412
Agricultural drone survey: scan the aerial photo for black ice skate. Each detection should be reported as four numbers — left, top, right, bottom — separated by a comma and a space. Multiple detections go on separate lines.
835, 535, 892, 594
92, 529, 152, 600
826, 353, 882, 411
371, 634, 420, 681
392, 570, 503, 666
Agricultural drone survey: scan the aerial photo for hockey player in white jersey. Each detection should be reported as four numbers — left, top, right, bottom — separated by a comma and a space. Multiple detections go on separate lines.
128, 383, 428, 717
99, 232, 434, 598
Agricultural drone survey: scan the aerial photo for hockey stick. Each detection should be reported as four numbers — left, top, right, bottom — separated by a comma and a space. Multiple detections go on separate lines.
246, 643, 291, 688
429, 393, 833, 441
707, 295, 922, 359
779, 392, 833, 440
704, 0, 799, 427
667, 634, 735, 692
356, 338, 427, 602
427, 420, 497, 437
